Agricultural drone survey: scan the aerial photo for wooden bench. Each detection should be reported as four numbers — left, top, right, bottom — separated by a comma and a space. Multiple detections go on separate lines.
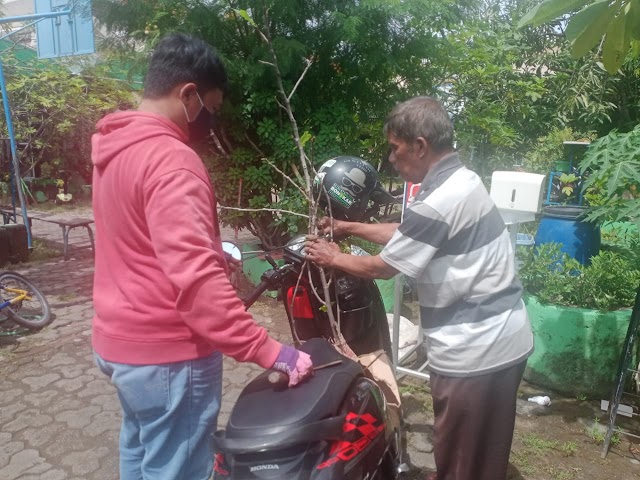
0, 208, 94, 261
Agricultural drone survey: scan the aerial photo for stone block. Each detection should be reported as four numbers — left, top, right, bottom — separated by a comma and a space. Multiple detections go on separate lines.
0, 224, 29, 264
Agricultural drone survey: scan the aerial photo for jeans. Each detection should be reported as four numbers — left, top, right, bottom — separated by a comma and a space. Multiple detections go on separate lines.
94, 351, 223, 480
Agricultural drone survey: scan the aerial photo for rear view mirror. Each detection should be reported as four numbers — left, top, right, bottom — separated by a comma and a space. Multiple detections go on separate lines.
222, 241, 242, 262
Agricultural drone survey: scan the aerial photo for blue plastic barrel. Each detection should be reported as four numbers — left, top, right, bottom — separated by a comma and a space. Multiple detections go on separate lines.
535, 206, 601, 265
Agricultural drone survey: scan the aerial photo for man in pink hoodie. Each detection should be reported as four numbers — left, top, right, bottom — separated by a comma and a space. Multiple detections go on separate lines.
91, 33, 313, 480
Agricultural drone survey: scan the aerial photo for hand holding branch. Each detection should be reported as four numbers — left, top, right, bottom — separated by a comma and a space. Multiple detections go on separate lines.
305, 237, 341, 268
318, 217, 350, 238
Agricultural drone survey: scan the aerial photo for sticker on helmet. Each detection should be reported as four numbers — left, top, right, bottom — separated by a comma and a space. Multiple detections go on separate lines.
315, 159, 337, 186
341, 167, 367, 196
328, 184, 355, 207
319, 159, 337, 172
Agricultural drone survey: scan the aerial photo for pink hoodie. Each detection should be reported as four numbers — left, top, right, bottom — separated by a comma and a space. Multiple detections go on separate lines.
91, 111, 281, 367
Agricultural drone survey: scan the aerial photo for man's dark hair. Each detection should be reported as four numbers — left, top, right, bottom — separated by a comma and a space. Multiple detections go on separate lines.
143, 33, 228, 99
383, 96, 454, 151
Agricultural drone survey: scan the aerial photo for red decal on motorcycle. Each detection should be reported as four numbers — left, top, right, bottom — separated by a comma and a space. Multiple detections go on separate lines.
317, 412, 385, 470
213, 453, 229, 476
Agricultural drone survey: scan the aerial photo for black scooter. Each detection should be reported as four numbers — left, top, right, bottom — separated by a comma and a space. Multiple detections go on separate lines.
213, 235, 406, 479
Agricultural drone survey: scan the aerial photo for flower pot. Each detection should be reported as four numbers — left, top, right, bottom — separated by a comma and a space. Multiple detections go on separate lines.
523, 295, 634, 398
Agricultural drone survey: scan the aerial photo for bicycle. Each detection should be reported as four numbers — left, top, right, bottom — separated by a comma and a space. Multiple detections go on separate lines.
0, 271, 51, 329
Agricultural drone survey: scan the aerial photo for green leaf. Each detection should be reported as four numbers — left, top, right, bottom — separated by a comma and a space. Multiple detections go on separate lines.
603, 12, 628, 73
235, 9, 256, 27
628, 0, 640, 39
300, 131, 312, 147
565, 0, 611, 40
606, 161, 640, 195
567, 0, 617, 59
518, 0, 591, 29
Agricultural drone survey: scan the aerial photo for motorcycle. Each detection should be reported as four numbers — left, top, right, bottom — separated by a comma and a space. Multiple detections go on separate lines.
213, 236, 407, 479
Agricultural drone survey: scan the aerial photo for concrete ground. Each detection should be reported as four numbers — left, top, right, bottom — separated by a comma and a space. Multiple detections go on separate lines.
1, 205, 639, 479
0, 207, 435, 479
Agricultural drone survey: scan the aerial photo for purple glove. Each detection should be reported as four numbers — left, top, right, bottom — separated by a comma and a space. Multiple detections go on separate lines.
272, 345, 313, 387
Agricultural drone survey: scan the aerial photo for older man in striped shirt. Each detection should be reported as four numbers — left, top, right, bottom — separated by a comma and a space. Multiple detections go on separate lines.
306, 96, 533, 480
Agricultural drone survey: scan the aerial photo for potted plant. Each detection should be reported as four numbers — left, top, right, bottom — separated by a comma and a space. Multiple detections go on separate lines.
549, 171, 583, 205
519, 243, 640, 397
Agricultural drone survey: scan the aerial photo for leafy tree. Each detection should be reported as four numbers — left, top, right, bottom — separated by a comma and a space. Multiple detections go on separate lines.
438, 1, 587, 175
93, 0, 474, 248
442, 0, 640, 178
91, 0, 640, 246
519, 0, 640, 74
0, 58, 135, 192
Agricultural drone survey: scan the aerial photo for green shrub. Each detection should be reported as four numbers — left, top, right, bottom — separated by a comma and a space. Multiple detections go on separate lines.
519, 243, 640, 311
579, 127, 640, 226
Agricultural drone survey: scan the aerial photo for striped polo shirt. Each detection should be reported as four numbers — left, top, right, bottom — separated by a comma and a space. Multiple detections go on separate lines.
380, 153, 533, 377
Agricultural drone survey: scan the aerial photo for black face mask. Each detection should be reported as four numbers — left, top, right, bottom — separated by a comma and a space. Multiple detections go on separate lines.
184, 93, 214, 143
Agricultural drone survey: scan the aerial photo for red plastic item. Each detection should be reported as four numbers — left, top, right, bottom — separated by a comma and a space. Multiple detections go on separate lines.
286, 286, 314, 319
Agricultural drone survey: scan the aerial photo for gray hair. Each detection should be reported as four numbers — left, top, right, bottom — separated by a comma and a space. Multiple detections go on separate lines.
383, 96, 454, 151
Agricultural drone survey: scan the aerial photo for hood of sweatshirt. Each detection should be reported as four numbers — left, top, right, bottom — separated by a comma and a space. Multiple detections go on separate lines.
92, 111, 188, 170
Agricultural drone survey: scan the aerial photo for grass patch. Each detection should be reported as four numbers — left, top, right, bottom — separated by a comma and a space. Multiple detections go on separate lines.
544, 466, 578, 480
585, 418, 620, 445
511, 433, 576, 478
560, 441, 578, 457
422, 393, 434, 413
509, 450, 535, 476
28, 239, 59, 262
399, 382, 433, 414
522, 433, 559, 453
399, 383, 429, 396
32, 198, 92, 213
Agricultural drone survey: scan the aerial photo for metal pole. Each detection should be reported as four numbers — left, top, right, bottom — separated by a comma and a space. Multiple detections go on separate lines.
0, 8, 75, 246
0, 11, 71, 24
391, 182, 409, 373
0, 59, 33, 248
391, 273, 402, 372
0, 20, 43, 41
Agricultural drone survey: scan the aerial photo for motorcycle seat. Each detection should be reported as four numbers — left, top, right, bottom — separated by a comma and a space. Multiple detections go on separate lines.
225, 338, 362, 439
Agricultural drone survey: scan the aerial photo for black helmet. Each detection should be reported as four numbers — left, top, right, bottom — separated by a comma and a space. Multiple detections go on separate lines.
314, 156, 389, 222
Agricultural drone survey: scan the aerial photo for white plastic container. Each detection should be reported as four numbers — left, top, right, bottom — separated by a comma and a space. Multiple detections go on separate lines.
490, 171, 546, 224
527, 395, 551, 406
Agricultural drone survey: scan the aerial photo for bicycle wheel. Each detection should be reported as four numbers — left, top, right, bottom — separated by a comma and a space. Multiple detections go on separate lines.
0, 271, 51, 329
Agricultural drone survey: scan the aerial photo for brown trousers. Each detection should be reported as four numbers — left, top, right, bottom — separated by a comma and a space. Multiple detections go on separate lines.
430, 361, 526, 480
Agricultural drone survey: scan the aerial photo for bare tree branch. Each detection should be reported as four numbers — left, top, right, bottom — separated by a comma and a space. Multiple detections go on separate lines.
245, 133, 266, 157
264, 159, 309, 200
259, 11, 313, 211
288, 57, 314, 102
242, 9, 351, 356
219, 205, 309, 218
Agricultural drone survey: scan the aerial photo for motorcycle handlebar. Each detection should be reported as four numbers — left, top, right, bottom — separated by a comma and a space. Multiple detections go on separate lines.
242, 279, 271, 309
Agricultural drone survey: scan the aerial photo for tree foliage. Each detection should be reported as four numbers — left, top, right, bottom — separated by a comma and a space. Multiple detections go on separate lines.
0, 59, 134, 190
579, 125, 640, 225
520, 0, 640, 74
441, 0, 640, 178
90, 0, 640, 246
94, 0, 475, 247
